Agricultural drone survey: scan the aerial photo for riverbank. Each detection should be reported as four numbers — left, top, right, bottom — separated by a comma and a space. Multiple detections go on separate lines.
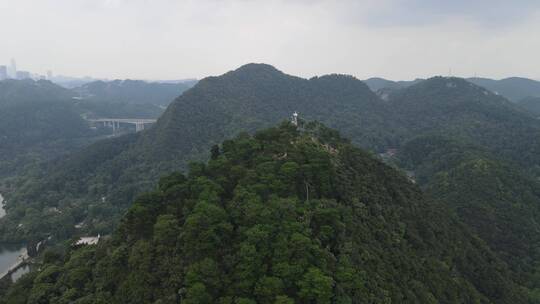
0, 247, 28, 280
0, 193, 5, 218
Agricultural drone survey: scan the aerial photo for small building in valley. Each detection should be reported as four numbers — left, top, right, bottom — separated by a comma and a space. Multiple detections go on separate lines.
75, 235, 100, 246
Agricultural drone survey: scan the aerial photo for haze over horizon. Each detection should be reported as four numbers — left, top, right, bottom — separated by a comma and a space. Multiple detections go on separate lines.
5, 2, 540, 302
1, 0, 540, 81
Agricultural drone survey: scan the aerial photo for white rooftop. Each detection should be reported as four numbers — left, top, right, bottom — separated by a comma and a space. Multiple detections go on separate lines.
75, 235, 100, 246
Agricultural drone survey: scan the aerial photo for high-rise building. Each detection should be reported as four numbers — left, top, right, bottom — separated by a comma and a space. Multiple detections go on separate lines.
0, 66, 7, 80
47, 70, 53, 80
9, 58, 17, 78
16, 71, 30, 79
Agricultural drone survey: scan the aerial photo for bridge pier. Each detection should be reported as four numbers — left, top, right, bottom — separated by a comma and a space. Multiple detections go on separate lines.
135, 122, 144, 132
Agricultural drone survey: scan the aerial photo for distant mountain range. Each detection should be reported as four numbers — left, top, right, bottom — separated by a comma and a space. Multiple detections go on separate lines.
0, 79, 97, 177
50, 75, 197, 89
3, 64, 540, 301
72, 79, 196, 119
517, 96, 540, 116
467, 77, 540, 102
0, 78, 196, 177
4, 64, 540, 241
73, 79, 195, 106
364, 76, 540, 102
362, 77, 423, 91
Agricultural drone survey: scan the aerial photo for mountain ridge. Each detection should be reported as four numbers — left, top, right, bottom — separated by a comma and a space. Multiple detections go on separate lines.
363, 75, 540, 103
4, 63, 540, 250
0, 122, 526, 303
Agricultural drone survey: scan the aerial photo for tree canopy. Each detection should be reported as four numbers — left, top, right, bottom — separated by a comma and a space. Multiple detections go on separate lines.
0, 122, 526, 303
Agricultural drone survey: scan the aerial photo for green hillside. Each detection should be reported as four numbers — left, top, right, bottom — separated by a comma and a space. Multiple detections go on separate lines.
5, 65, 540, 245
518, 97, 540, 116
0, 123, 526, 304
468, 77, 540, 102
386, 77, 540, 171
0, 79, 94, 178
397, 135, 540, 300
364, 76, 540, 104
73, 80, 196, 119
0, 64, 397, 242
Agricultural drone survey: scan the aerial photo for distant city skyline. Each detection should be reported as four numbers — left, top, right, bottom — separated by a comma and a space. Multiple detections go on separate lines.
2, 56, 539, 83
0, 65, 7, 80
9, 58, 16, 78
0, 58, 50, 80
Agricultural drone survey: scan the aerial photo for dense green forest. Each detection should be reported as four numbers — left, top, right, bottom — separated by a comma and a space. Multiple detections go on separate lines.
0, 64, 398, 242
397, 135, 540, 301
365, 76, 540, 103
385, 77, 540, 171
466, 77, 540, 102
0, 78, 193, 179
0, 123, 527, 303
0, 77, 197, 176
0, 80, 97, 178
3, 64, 540, 302
4, 64, 540, 244
363, 77, 422, 92
0, 78, 195, 238
73, 79, 195, 119
74, 80, 194, 106
0, 79, 89, 148
518, 97, 540, 116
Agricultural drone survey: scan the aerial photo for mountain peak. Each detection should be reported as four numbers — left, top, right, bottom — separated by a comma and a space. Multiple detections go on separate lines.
231, 63, 284, 76
424, 76, 470, 86
235, 62, 280, 71
194, 63, 289, 88
405, 76, 499, 98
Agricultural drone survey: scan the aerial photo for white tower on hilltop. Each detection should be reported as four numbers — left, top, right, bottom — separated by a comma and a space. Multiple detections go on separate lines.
291, 111, 298, 126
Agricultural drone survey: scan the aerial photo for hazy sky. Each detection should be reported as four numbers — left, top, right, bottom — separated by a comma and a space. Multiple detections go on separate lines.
1, 0, 539, 80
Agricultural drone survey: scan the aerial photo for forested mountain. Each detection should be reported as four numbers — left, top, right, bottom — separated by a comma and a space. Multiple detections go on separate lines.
4, 64, 540, 302
467, 77, 540, 102
4, 64, 540, 244
0, 64, 400, 242
397, 135, 540, 299
73, 80, 196, 119
75, 80, 194, 106
142, 63, 394, 157
518, 96, 540, 116
365, 76, 540, 104
385, 77, 540, 172
0, 79, 72, 106
363, 77, 422, 92
0, 78, 195, 179
0, 123, 526, 303
0, 79, 94, 178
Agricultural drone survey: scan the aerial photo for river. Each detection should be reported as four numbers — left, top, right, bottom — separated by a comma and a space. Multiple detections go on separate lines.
0, 193, 29, 281
0, 193, 5, 218
0, 244, 27, 280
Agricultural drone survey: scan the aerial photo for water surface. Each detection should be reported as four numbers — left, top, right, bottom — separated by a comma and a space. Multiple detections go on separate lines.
0, 193, 5, 218
0, 194, 29, 282
0, 244, 26, 278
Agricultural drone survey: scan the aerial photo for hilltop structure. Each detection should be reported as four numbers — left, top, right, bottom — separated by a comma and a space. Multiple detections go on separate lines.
291, 111, 298, 126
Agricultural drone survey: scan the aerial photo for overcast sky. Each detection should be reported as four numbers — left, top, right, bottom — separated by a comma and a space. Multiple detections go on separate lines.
1, 0, 539, 81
